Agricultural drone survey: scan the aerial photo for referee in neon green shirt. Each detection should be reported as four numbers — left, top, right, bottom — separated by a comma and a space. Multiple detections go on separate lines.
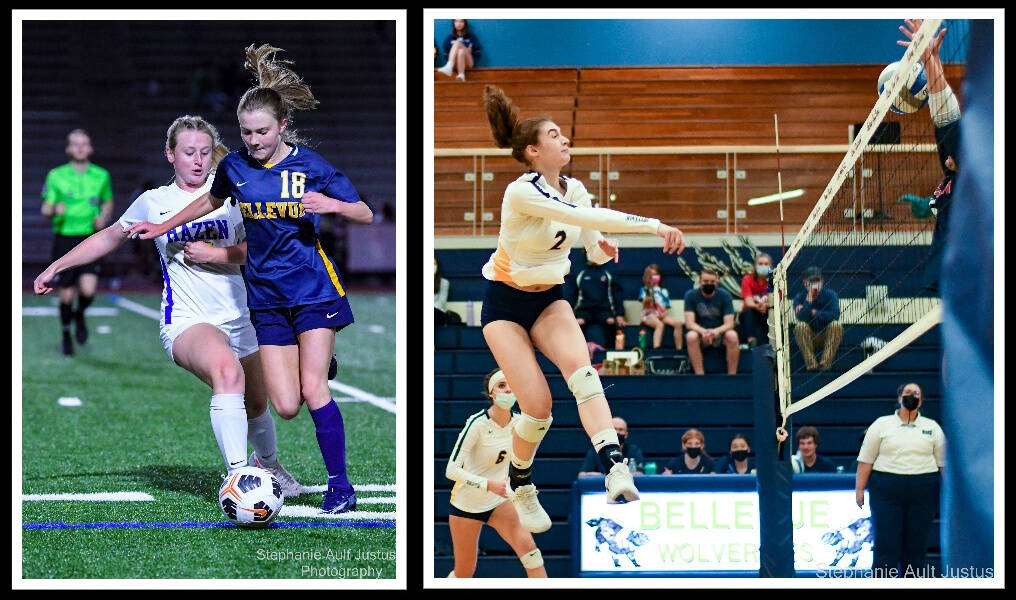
40, 129, 113, 355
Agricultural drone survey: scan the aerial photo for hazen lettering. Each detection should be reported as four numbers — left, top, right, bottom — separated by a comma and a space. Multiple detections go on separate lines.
165, 219, 230, 243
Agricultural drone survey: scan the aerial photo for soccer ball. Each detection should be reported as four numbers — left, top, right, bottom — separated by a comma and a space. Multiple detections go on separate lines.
877, 61, 929, 114
218, 466, 284, 528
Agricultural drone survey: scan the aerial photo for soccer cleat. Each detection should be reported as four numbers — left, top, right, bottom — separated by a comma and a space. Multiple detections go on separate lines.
507, 483, 552, 533
249, 452, 303, 497
320, 488, 357, 514
328, 354, 338, 380
605, 459, 640, 504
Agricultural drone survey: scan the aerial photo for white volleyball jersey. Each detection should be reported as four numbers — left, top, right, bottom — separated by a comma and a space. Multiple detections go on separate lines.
118, 177, 247, 327
481, 172, 661, 287
446, 409, 520, 513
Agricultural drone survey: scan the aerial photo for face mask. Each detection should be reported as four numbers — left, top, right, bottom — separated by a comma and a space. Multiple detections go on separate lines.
732, 450, 749, 462
756, 265, 771, 276
901, 394, 920, 411
650, 275, 661, 285
685, 447, 701, 459
618, 434, 628, 445
702, 283, 716, 295
493, 393, 516, 410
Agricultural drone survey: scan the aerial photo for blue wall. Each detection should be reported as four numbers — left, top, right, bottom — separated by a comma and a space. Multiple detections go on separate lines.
435, 19, 969, 67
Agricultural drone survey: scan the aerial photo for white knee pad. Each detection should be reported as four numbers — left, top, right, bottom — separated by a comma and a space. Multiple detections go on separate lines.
520, 548, 544, 570
514, 412, 552, 444
567, 365, 605, 405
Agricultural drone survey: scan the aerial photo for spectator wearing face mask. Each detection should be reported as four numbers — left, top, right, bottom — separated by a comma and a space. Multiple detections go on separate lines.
684, 268, 739, 374
662, 428, 713, 475
855, 382, 945, 577
713, 434, 756, 474
577, 417, 644, 477
793, 266, 842, 371
739, 252, 773, 349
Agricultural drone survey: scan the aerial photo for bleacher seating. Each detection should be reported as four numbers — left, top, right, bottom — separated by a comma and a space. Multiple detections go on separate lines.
434, 244, 944, 577
434, 64, 964, 235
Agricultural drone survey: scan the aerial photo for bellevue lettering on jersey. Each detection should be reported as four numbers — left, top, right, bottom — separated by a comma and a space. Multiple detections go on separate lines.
238, 201, 307, 220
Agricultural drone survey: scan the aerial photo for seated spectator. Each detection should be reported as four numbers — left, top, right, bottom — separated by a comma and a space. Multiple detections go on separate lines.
638, 264, 684, 350
739, 252, 772, 349
791, 425, 837, 473
793, 266, 843, 371
714, 434, 756, 474
684, 269, 739, 375
434, 257, 460, 326
663, 428, 714, 474
568, 252, 626, 347
578, 417, 643, 477
436, 19, 482, 82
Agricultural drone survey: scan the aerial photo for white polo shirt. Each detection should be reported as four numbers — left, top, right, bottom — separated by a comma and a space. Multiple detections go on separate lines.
857, 411, 946, 475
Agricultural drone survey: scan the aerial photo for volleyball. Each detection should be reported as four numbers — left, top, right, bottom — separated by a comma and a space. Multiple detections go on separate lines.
877, 61, 929, 114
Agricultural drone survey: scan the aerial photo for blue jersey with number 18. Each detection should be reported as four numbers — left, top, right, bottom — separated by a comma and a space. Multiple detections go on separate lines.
210, 145, 361, 310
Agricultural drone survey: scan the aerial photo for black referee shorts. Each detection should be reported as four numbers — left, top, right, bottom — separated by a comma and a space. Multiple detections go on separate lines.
50, 234, 101, 288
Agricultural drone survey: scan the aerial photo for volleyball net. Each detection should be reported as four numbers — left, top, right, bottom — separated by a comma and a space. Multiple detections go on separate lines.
769, 18, 968, 436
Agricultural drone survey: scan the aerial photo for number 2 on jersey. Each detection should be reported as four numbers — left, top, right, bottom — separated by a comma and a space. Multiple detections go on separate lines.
279, 170, 307, 199
549, 230, 567, 250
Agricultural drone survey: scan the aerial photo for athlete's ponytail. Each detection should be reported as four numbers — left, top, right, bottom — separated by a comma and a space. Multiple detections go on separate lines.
483, 85, 551, 166
237, 43, 318, 146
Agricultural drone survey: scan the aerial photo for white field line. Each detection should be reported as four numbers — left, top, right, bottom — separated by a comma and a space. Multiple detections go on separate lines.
327, 380, 395, 414
23, 492, 155, 502
107, 294, 162, 320
303, 484, 396, 494
278, 506, 395, 520
23, 307, 120, 317
107, 294, 393, 413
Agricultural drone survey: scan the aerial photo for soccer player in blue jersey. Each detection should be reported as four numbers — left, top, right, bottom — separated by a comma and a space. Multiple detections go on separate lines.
127, 45, 374, 514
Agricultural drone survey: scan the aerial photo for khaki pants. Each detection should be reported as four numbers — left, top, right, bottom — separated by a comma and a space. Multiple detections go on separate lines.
794, 321, 843, 369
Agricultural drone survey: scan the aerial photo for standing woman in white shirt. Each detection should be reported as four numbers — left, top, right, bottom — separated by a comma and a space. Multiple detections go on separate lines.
34, 116, 301, 496
480, 85, 685, 533
855, 382, 946, 577
445, 369, 546, 578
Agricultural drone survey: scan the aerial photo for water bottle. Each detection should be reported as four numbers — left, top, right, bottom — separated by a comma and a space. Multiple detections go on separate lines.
638, 329, 647, 351
615, 329, 625, 350
644, 461, 657, 475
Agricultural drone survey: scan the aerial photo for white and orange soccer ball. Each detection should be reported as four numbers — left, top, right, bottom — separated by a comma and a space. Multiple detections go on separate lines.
218, 466, 284, 528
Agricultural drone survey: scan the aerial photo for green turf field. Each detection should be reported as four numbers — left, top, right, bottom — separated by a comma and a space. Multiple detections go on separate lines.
20, 291, 397, 579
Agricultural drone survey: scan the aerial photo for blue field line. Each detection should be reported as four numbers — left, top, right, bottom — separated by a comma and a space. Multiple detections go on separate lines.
24, 520, 395, 530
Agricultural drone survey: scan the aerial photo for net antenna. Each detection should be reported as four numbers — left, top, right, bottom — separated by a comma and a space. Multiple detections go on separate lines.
774, 113, 786, 258
770, 19, 949, 443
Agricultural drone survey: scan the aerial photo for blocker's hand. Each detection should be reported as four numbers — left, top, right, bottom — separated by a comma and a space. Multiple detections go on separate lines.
657, 224, 685, 255
598, 237, 620, 263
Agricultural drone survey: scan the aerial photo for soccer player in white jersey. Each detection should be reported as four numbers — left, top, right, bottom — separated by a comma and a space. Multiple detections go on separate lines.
445, 369, 546, 578
34, 116, 302, 496
479, 85, 686, 533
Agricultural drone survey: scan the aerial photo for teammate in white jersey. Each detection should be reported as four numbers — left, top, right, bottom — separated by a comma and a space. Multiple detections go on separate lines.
445, 369, 546, 578
480, 85, 686, 533
34, 115, 301, 495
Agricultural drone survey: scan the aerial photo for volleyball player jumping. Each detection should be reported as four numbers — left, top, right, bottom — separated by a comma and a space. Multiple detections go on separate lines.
480, 85, 685, 532
35, 115, 302, 495
128, 45, 374, 514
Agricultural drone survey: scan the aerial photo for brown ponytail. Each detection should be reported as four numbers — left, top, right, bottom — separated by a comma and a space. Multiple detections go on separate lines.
237, 44, 319, 145
483, 84, 550, 166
